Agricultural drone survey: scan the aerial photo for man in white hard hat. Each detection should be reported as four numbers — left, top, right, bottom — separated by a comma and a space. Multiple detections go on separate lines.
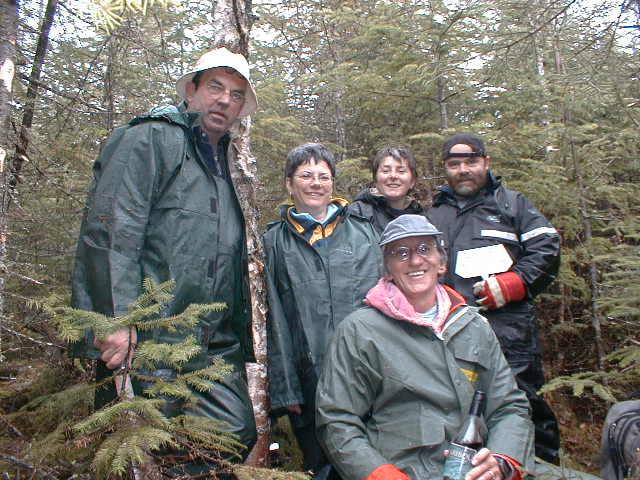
71, 48, 259, 473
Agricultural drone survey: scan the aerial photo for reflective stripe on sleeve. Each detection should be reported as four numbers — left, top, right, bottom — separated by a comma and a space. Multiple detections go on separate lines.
480, 229, 518, 242
521, 226, 558, 242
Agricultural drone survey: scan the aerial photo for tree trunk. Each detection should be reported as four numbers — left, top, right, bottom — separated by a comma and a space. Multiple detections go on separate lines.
0, 0, 18, 363
334, 88, 346, 162
531, 26, 551, 136
211, 0, 271, 467
103, 36, 116, 132
553, 25, 605, 371
552, 23, 565, 372
569, 139, 605, 371
436, 76, 449, 131
10, 0, 57, 190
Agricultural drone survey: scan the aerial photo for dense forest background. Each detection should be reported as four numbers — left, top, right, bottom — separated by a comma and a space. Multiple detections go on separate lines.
0, 0, 639, 477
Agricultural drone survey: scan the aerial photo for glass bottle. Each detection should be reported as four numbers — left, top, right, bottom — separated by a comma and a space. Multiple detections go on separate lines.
442, 390, 488, 480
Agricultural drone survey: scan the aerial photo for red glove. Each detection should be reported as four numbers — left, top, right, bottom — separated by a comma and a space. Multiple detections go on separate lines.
367, 464, 411, 480
493, 453, 525, 480
472, 272, 526, 310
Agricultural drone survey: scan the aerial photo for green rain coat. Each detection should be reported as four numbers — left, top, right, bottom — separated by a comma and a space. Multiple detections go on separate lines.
316, 287, 535, 480
263, 204, 383, 426
71, 105, 256, 452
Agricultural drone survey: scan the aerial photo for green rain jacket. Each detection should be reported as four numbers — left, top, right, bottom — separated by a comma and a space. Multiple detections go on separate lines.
71, 105, 256, 451
263, 203, 383, 426
316, 287, 535, 480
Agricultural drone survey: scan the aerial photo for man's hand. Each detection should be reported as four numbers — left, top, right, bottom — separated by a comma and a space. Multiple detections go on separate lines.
94, 327, 137, 370
286, 404, 302, 415
472, 272, 526, 310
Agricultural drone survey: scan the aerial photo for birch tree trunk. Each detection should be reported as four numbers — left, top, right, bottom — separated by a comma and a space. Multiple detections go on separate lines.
211, 0, 271, 467
10, 0, 57, 190
529, 11, 552, 158
0, 0, 18, 364
436, 76, 449, 131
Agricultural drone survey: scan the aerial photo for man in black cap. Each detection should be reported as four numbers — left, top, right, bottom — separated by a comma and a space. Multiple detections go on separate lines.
427, 133, 561, 464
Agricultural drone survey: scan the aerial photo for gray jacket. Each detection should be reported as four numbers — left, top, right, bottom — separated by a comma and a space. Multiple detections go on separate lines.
316, 287, 534, 480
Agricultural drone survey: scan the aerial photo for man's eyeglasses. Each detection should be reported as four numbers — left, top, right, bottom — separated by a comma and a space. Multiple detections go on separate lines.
385, 242, 437, 262
205, 80, 245, 104
294, 172, 333, 184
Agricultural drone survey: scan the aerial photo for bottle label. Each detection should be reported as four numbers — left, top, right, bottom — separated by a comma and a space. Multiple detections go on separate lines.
442, 442, 478, 480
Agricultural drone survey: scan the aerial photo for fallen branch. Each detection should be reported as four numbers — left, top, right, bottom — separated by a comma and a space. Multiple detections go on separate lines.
0, 412, 24, 437
6, 269, 44, 285
0, 453, 58, 479
0, 324, 63, 349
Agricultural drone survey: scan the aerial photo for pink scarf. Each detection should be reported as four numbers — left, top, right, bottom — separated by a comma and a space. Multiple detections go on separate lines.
364, 277, 453, 335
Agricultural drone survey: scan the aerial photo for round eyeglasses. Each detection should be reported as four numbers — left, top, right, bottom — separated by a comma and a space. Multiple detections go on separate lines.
385, 242, 437, 262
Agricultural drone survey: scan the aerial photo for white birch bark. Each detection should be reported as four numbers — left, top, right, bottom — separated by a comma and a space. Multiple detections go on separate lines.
211, 0, 271, 467
0, 0, 18, 364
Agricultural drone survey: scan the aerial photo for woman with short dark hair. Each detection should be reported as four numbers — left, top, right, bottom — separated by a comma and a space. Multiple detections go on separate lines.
264, 143, 383, 477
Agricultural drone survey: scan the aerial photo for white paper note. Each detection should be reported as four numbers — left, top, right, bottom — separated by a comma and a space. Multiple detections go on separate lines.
454, 244, 514, 279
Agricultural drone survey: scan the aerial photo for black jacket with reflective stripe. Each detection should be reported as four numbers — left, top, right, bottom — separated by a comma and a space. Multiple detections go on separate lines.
427, 173, 560, 361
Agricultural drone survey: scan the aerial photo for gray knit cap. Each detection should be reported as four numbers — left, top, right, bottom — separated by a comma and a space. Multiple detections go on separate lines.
379, 214, 443, 246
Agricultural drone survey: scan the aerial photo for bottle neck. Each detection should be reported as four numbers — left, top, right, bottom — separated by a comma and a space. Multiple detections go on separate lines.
468, 391, 486, 417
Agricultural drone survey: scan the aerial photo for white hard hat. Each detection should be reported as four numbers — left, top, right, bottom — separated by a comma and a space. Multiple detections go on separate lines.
175, 47, 258, 117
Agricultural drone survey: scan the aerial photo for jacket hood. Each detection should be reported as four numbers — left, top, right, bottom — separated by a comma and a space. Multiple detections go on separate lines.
365, 278, 466, 335
132, 103, 235, 137
129, 103, 200, 130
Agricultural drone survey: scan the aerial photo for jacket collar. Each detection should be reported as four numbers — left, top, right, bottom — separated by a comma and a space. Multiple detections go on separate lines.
277, 197, 349, 246
354, 187, 422, 213
433, 171, 502, 207
131, 102, 231, 148
365, 279, 467, 336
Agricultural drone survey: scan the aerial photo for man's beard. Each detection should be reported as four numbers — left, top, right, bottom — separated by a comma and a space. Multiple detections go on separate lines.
453, 177, 480, 197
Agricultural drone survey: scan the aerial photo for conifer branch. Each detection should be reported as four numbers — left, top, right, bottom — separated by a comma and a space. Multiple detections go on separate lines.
133, 336, 202, 370
171, 414, 246, 458
179, 361, 235, 395
142, 379, 193, 401
93, 426, 174, 478
73, 398, 168, 436
36, 278, 241, 477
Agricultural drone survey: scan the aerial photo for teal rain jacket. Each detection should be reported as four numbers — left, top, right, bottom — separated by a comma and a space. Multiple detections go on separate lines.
71, 105, 256, 453
263, 203, 383, 426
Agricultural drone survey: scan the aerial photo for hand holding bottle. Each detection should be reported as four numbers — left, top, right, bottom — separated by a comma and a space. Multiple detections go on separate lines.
466, 448, 502, 480
442, 390, 488, 480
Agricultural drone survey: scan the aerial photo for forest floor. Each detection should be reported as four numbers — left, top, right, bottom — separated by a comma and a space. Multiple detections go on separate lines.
0, 358, 607, 478
267, 391, 607, 476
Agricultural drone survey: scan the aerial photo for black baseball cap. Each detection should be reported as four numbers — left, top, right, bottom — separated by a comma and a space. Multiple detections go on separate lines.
442, 133, 486, 160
